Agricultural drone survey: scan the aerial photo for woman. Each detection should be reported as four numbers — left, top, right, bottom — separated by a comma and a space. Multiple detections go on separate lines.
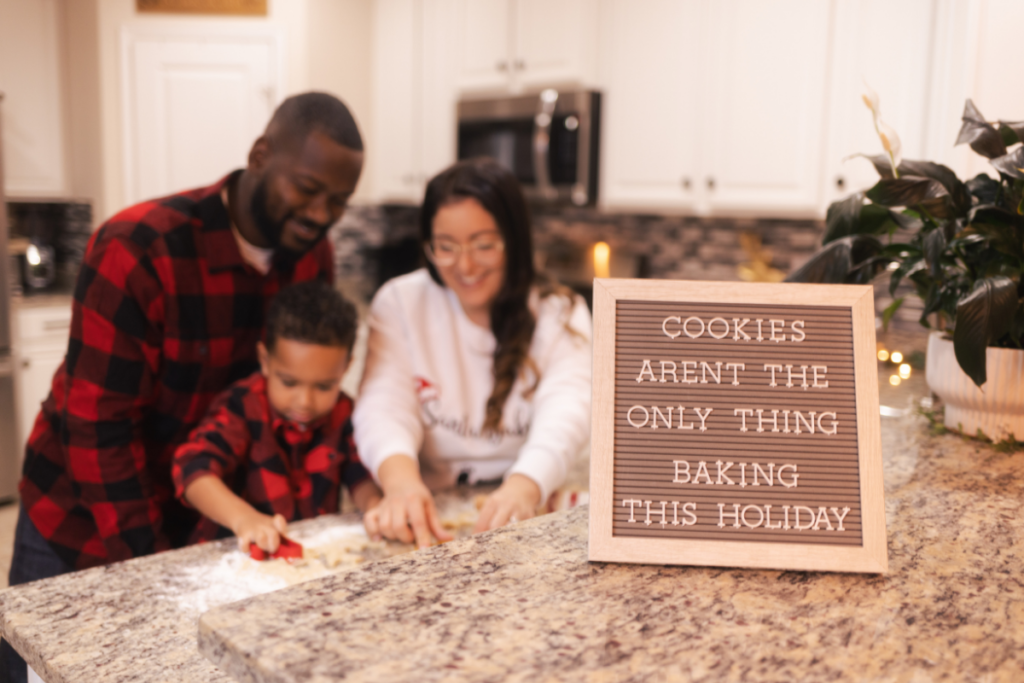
353, 158, 592, 548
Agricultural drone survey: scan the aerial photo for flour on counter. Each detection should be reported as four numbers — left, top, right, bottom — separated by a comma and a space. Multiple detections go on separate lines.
160, 523, 376, 618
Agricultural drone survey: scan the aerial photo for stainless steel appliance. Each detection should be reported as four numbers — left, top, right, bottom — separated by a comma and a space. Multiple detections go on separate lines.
457, 89, 601, 206
0, 93, 20, 502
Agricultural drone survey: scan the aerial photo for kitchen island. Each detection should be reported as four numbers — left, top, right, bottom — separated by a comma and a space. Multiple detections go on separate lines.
196, 406, 1024, 682
3, 405, 1024, 682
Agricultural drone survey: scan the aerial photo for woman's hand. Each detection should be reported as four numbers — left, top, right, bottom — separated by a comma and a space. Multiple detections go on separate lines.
363, 455, 453, 549
474, 474, 542, 533
233, 510, 288, 553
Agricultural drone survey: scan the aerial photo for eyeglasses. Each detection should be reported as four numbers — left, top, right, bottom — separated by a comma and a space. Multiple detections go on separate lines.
425, 236, 505, 267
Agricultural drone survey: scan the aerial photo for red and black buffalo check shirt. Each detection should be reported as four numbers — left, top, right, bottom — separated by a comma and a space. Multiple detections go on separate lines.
19, 172, 334, 569
172, 372, 370, 544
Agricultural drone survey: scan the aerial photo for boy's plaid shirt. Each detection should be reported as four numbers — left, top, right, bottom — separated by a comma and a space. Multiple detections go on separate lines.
19, 173, 334, 569
172, 372, 370, 544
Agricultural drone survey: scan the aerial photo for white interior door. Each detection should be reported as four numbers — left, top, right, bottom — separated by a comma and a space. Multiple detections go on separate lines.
123, 30, 281, 204
600, 0, 704, 212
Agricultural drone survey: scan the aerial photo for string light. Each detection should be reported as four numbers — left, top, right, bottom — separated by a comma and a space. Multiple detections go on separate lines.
899, 363, 911, 379
890, 351, 904, 364
877, 350, 890, 362
889, 375, 901, 386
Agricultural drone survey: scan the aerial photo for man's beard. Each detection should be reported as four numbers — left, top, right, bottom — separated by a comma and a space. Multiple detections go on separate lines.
250, 180, 329, 266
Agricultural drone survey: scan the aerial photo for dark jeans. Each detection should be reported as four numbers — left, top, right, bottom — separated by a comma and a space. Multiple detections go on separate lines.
1, 505, 75, 683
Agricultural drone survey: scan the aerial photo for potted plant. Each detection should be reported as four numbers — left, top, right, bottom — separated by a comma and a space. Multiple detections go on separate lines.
788, 98, 1024, 440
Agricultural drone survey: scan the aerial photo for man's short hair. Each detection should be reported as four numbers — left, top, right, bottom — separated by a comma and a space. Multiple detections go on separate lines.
265, 280, 358, 352
267, 92, 364, 152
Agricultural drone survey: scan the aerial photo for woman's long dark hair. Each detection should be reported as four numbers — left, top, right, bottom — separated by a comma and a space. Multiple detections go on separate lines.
420, 158, 537, 435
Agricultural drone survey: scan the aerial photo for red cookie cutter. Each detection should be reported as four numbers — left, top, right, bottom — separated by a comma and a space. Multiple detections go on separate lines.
249, 536, 304, 561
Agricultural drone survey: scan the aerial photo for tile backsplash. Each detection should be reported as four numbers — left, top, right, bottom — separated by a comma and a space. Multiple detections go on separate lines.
329, 204, 923, 330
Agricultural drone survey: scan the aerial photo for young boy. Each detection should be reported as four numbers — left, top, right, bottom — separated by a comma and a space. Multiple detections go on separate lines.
173, 280, 381, 553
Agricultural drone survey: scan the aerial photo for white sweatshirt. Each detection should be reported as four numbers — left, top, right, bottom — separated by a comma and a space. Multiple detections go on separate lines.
352, 268, 592, 501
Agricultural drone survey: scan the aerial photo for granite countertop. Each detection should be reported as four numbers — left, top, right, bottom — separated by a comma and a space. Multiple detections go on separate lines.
0, 492, 485, 683
197, 408, 1024, 683
4, 396, 1023, 682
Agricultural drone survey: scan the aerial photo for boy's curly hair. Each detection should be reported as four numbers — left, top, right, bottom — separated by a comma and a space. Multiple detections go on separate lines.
265, 280, 358, 352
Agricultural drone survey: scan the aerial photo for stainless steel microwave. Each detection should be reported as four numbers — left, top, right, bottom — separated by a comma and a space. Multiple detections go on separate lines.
457, 89, 601, 206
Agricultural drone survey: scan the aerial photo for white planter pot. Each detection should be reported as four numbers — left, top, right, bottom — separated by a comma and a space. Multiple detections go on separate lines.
926, 331, 1024, 441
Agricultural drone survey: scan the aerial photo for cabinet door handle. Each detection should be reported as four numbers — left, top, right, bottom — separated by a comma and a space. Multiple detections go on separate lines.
514, 59, 525, 70
835, 176, 846, 190
706, 177, 716, 190
496, 61, 509, 71
21, 359, 30, 369
681, 177, 692, 190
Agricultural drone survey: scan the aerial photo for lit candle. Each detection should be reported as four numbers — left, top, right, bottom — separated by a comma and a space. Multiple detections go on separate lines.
593, 241, 611, 279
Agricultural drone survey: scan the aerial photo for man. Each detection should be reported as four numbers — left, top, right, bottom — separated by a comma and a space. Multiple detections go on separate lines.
1, 92, 364, 683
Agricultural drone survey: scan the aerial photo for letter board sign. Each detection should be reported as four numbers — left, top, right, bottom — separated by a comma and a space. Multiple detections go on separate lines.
588, 279, 887, 573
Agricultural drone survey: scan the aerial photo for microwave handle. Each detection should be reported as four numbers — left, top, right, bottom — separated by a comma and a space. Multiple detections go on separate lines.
533, 89, 559, 201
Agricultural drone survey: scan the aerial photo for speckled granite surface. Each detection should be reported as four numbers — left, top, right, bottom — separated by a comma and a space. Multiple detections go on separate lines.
198, 411, 1024, 683
0, 493, 479, 683
3, 409, 1023, 682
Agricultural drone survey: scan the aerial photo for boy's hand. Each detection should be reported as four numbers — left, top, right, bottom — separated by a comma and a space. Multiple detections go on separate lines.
473, 474, 541, 533
363, 455, 452, 549
233, 510, 288, 553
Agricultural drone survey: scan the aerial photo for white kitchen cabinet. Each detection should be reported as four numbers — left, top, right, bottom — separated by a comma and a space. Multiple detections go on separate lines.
370, 0, 458, 203
599, 0, 704, 212
0, 0, 67, 196
600, 0, 834, 216
822, 0, 936, 206
453, 0, 597, 94
14, 300, 71, 452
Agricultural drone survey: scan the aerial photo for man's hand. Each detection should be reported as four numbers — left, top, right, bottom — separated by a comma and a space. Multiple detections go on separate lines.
363, 455, 452, 549
233, 510, 288, 553
473, 474, 542, 533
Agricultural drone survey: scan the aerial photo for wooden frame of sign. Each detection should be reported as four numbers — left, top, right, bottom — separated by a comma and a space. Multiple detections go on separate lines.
588, 279, 887, 573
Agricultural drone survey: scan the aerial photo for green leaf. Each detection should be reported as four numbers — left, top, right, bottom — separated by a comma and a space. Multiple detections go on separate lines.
889, 258, 925, 296
953, 275, 1019, 386
955, 99, 1008, 159
998, 120, 1024, 145
882, 297, 905, 331
822, 196, 893, 244
897, 160, 972, 213
966, 173, 1001, 205
888, 209, 925, 232
784, 235, 883, 284
923, 228, 947, 279
991, 146, 1024, 180
866, 177, 948, 207
823, 194, 863, 244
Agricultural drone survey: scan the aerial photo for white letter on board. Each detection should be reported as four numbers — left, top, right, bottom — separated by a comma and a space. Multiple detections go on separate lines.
733, 318, 751, 341
635, 360, 656, 383
662, 316, 681, 339
717, 503, 741, 528
778, 464, 799, 488
831, 507, 851, 531
627, 405, 649, 428
726, 362, 745, 385
673, 460, 691, 483
623, 499, 641, 522
734, 408, 753, 432
817, 412, 838, 435
694, 407, 713, 432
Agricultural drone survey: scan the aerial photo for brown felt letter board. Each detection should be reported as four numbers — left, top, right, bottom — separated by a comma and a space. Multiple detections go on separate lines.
588, 279, 887, 573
